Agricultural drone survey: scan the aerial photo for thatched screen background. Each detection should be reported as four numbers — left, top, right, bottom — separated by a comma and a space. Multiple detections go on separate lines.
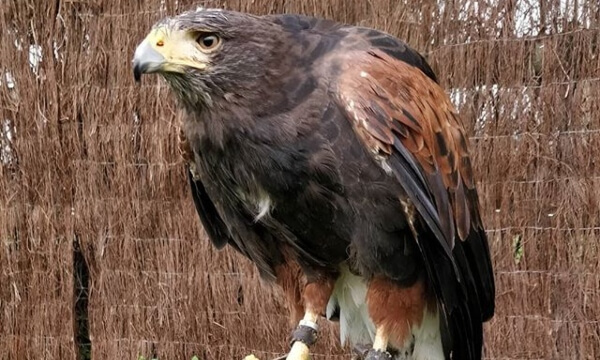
1, 0, 599, 359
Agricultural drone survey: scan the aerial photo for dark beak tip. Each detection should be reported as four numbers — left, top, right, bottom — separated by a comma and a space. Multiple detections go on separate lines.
133, 64, 143, 83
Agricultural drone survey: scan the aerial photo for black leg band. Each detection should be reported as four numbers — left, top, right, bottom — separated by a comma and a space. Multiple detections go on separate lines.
289, 324, 318, 347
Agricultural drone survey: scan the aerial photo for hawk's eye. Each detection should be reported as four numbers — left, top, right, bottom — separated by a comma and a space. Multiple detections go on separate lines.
197, 33, 220, 51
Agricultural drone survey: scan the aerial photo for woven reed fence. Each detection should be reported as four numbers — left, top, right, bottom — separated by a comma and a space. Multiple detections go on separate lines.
1, 0, 599, 359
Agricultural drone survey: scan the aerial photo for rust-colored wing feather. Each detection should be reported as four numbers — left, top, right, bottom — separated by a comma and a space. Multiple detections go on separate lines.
337, 49, 476, 246
334, 48, 494, 359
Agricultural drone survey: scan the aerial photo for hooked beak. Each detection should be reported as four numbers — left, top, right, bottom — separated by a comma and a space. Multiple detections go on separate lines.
132, 39, 166, 82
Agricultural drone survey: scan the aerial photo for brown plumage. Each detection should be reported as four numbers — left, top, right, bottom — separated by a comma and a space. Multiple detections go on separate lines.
336, 49, 481, 247
133, 8, 495, 360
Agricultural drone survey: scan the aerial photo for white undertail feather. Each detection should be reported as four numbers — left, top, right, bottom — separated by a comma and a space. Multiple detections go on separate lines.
411, 306, 444, 360
327, 265, 444, 360
326, 264, 375, 346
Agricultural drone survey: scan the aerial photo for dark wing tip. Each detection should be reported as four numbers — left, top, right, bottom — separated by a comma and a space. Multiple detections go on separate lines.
187, 169, 230, 249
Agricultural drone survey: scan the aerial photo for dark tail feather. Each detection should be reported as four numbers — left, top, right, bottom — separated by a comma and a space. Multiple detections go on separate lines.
414, 223, 486, 360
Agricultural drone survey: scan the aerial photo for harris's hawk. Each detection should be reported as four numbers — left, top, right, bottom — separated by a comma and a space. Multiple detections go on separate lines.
133, 8, 495, 360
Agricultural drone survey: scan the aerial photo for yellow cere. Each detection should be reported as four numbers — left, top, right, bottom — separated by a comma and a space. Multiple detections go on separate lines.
143, 26, 210, 72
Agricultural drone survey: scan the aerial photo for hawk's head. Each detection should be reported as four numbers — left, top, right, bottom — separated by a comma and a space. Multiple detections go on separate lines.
133, 8, 287, 107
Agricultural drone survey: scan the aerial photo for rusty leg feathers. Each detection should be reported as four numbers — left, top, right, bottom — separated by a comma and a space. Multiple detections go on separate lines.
365, 276, 428, 358
286, 277, 335, 360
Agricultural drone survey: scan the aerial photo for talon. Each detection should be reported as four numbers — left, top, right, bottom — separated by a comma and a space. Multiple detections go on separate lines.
364, 349, 393, 360
365, 326, 393, 360
352, 344, 372, 359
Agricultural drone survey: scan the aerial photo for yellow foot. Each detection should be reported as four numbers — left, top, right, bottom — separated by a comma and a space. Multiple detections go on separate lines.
286, 341, 311, 360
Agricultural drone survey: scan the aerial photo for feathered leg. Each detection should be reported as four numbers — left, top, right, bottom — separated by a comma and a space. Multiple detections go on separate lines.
286, 277, 336, 360
364, 276, 428, 360
275, 262, 306, 326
